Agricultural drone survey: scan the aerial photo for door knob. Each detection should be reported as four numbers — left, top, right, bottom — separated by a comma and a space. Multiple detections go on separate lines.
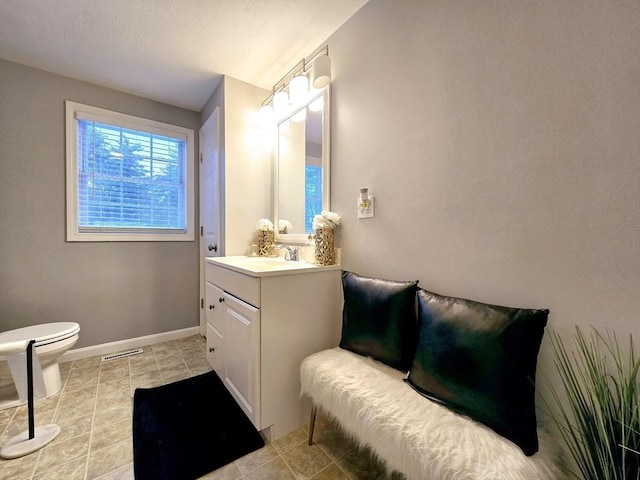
208, 244, 218, 252
209, 347, 215, 353
209, 305, 214, 310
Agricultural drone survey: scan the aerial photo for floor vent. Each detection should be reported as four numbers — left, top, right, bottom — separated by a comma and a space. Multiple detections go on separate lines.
101, 348, 143, 362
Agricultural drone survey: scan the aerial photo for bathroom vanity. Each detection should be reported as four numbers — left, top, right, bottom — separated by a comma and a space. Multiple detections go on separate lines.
204, 256, 342, 440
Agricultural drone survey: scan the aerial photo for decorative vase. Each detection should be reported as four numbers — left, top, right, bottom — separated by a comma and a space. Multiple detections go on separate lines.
315, 228, 336, 265
258, 230, 274, 257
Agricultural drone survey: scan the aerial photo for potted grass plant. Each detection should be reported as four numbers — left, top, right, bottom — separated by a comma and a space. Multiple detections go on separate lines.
545, 327, 639, 480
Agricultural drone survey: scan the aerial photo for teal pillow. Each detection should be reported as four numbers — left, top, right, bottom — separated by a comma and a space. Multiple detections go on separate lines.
406, 288, 548, 456
339, 271, 418, 371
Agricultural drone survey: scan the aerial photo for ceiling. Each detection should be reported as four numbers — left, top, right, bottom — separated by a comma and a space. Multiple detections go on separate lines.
0, 0, 368, 112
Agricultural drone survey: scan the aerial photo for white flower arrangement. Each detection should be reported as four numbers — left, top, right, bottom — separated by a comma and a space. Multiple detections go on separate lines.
312, 211, 342, 230
256, 218, 274, 231
278, 219, 293, 234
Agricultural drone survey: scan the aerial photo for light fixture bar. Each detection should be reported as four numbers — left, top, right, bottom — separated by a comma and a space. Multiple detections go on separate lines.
261, 45, 330, 108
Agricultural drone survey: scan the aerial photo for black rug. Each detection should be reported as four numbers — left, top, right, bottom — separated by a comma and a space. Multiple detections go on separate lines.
133, 371, 264, 480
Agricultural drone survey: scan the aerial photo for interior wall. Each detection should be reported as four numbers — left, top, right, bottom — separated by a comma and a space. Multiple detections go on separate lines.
201, 76, 272, 256
327, 0, 639, 382
0, 60, 202, 348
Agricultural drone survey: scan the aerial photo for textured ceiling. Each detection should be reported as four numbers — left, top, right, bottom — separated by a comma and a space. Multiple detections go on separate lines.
0, 0, 367, 111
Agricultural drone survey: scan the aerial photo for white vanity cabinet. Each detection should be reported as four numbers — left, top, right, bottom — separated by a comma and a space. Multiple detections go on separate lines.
204, 257, 342, 440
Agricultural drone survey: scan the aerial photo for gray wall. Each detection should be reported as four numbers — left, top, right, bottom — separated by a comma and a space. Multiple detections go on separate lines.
0, 60, 201, 348
1, 0, 637, 370
327, 0, 639, 379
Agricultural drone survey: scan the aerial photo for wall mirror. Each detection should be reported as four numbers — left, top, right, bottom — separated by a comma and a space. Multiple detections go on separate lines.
274, 88, 330, 243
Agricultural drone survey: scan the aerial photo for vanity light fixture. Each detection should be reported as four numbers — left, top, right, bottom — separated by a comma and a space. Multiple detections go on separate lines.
311, 53, 331, 89
291, 109, 306, 123
289, 74, 309, 106
308, 96, 324, 112
259, 104, 273, 121
273, 90, 289, 119
260, 45, 331, 123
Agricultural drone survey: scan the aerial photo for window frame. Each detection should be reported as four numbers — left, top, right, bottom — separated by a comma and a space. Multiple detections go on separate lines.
65, 101, 195, 242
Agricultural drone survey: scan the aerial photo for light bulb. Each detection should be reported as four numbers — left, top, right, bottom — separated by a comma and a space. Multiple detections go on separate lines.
289, 74, 309, 106
273, 90, 289, 119
259, 104, 273, 122
292, 109, 306, 123
309, 96, 323, 112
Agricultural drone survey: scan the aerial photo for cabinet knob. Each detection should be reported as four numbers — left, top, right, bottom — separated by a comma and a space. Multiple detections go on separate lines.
209, 347, 215, 353
218, 297, 224, 303
209, 305, 214, 310
208, 244, 218, 252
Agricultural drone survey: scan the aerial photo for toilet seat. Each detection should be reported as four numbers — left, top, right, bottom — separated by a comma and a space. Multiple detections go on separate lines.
0, 323, 80, 349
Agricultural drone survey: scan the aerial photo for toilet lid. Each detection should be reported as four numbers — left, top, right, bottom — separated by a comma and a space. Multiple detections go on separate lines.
0, 322, 80, 346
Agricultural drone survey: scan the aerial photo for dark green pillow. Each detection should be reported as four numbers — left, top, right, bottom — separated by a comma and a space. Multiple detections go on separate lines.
406, 288, 548, 456
339, 271, 418, 371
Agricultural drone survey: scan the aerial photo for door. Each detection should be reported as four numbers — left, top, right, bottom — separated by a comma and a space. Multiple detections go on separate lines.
199, 108, 221, 335
222, 292, 261, 429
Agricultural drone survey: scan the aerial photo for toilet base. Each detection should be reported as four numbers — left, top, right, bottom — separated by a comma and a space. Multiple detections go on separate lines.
0, 323, 79, 410
0, 362, 63, 411
41, 363, 62, 397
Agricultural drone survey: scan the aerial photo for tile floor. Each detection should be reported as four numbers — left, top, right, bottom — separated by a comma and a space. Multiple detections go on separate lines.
0, 335, 403, 480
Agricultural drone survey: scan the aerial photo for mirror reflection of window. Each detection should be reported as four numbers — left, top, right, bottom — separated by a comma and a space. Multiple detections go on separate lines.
305, 165, 322, 233
305, 107, 323, 233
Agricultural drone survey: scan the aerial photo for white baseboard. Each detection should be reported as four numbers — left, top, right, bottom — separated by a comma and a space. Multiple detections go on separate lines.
60, 326, 201, 363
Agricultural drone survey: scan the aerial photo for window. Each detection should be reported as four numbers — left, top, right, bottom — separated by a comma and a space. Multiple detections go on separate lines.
65, 101, 195, 241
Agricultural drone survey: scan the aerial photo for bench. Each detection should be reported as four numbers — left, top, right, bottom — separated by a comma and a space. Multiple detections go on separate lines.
299, 271, 566, 480
301, 347, 565, 480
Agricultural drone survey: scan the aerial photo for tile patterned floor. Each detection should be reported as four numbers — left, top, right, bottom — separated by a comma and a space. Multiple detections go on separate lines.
0, 335, 403, 480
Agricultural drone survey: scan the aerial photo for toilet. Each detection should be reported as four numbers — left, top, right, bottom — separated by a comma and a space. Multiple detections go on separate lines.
0, 322, 80, 406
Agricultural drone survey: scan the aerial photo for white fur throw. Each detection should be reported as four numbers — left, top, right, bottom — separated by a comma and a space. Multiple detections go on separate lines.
300, 348, 566, 480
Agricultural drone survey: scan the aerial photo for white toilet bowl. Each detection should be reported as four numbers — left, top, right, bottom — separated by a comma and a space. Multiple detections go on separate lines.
0, 322, 80, 401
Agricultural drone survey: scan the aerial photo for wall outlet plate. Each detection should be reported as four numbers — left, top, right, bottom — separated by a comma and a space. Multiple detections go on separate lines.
357, 196, 375, 219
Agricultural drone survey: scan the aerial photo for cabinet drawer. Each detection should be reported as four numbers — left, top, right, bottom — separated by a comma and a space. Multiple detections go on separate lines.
206, 263, 260, 307
205, 282, 225, 332
206, 322, 223, 377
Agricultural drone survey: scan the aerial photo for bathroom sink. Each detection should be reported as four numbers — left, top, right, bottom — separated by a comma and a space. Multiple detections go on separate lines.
207, 256, 328, 276
233, 256, 315, 270
238, 257, 317, 269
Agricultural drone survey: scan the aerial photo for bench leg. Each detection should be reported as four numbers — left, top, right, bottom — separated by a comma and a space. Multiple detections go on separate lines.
308, 404, 317, 445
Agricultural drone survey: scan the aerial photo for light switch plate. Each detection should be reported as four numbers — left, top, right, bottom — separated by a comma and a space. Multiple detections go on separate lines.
357, 196, 375, 218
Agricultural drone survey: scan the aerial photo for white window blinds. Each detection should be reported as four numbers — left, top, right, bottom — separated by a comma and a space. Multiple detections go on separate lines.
77, 119, 186, 232
66, 101, 195, 241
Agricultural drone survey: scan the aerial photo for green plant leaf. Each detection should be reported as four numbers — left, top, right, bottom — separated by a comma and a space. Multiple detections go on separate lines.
543, 326, 639, 480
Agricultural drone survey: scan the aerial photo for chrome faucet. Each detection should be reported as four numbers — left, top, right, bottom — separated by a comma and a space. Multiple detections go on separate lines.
275, 245, 299, 261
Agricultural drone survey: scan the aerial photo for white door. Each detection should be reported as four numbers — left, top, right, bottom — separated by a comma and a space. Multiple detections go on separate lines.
199, 108, 221, 335
223, 293, 261, 429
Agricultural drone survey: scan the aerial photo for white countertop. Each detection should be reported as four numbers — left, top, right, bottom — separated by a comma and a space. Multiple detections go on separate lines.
205, 256, 341, 277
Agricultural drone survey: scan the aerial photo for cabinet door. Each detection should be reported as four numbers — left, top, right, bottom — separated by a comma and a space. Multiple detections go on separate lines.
222, 292, 261, 428
205, 282, 225, 375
